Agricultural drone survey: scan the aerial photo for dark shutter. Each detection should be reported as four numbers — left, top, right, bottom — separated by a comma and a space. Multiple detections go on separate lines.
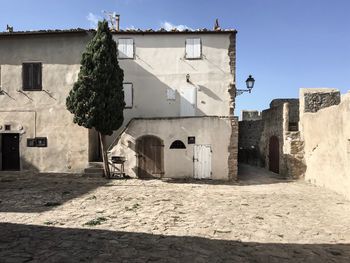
33, 63, 42, 89
23, 63, 42, 91
22, 63, 31, 90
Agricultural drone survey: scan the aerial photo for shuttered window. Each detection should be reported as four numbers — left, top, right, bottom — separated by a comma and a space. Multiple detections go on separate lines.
185, 38, 201, 59
118, 39, 134, 59
123, 83, 133, 108
22, 63, 42, 91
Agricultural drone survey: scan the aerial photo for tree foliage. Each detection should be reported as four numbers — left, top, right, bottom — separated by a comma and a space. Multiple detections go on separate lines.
66, 20, 124, 136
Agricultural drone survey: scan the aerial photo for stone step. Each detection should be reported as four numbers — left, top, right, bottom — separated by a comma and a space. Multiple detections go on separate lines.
84, 167, 104, 173
84, 164, 104, 177
88, 162, 104, 168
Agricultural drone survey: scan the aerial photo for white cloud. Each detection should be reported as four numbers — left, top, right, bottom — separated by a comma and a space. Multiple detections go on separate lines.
86, 12, 101, 29
126, 25, 136, 30
160, 21, 192, 31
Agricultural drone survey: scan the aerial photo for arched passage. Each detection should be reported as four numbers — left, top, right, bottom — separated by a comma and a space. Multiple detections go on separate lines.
269, 136, 279, 174
136, 135, 164, 178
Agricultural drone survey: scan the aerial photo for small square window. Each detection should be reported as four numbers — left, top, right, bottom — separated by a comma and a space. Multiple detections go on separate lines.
4, 124, 11, 131
123, 83, 133, 108
166, 88, 176, 100
23, 62, 42, 91
118, 39, 134, 59
186, 38, 201, 59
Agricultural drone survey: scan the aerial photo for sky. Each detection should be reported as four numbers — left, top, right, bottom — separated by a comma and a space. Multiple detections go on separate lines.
0, 0, 349, 116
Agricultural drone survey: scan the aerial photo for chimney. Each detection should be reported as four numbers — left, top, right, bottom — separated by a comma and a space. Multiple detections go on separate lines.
115, 14, 120, 31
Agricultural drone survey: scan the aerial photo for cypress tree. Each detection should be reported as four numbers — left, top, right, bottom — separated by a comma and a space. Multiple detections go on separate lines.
66, 20, 124, 177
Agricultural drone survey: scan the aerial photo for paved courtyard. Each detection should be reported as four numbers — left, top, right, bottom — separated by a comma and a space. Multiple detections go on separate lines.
0, 165, 350, 262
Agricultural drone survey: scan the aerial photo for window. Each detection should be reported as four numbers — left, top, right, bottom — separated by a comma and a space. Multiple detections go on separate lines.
166, 88, 176, 100
22, 62, 42, 91
185, 38, 201, 59
170, 140, 186, 149
4, 124, 11, 131
118, 39, 134, 59
123, 83, 133, 108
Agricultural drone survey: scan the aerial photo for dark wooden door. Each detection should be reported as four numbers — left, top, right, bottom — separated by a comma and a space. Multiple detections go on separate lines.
269, 136, 279, 174
2, 134, 20, 171
136, 136, 164, 178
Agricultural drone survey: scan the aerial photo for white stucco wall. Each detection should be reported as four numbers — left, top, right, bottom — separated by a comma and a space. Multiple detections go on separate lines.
301, 91, 350, 199
0, 33, 91, 172
0, 31, 235, 174
109, 117, 233, 180
108, 33, 235, 146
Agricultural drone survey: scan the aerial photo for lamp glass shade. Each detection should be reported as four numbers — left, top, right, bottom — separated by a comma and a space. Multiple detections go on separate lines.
245, 75, 255, 90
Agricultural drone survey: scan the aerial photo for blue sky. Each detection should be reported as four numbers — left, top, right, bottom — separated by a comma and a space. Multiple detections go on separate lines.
1, 0, 349, 116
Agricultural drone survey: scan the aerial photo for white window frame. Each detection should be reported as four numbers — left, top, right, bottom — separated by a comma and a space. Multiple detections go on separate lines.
118, 39, 134, 59
185, 38, 202, 59
123, 83, 133, 108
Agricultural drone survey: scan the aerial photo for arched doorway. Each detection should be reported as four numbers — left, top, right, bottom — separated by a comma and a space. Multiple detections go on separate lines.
136, 135, 164, 178
269, 136, 279, 174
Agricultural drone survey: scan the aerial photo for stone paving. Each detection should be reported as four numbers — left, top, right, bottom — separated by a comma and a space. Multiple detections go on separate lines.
0, 165, 350, 262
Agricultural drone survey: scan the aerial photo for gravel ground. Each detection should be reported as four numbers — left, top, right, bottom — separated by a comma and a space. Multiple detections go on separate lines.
0, 164, 350, 262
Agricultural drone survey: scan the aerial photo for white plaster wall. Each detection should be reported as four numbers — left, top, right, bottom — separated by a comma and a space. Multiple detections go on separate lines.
109, 33, 234, 145
0, 34, 91, 172
109, 117, 232, 180
301, 92, 350, 199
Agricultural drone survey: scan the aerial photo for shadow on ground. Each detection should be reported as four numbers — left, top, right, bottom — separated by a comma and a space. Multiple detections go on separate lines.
163, 164, 292, 186
0, 223, 349, 262
0, 173, 108, 213
238, 164, 294, 186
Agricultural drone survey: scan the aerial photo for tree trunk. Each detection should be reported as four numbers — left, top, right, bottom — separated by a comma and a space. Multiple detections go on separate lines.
99, 132, 111, 178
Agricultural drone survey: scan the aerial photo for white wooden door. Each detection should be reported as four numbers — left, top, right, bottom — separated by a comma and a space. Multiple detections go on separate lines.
180, 87, 197, 116
194, 145, 212, 179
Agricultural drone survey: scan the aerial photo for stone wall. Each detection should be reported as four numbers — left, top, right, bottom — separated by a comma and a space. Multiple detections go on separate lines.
241, 110, 262, 121
259, 104, 285, 173
228, 117, 239, 180
239, 98, 305, 178
300, 88, 350, 199
238, 119, 263, 166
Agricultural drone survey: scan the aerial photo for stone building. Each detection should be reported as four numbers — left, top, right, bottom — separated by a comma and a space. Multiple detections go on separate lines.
239, 99, 305, 178
0, 27, 239, 180
239, 87, 349, 200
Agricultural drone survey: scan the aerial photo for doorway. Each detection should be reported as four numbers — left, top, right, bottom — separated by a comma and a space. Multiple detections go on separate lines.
136, 135, 164, 178
1, 133, 20, 171
269, 136, 279, 174
194, 144, 212, 179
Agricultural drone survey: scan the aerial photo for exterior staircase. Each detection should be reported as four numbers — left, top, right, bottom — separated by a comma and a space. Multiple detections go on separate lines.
84, 162, 104, 177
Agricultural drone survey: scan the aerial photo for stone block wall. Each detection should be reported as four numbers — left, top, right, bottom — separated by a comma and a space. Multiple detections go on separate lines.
241, 110, 262, 121
228, 117, 239, 180
239, 98, 305, 178
259, 104, 285, 173
238, 119, 263, 166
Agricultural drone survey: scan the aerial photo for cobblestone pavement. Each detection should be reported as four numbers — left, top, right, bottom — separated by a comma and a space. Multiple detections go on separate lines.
0, 165, 350, 262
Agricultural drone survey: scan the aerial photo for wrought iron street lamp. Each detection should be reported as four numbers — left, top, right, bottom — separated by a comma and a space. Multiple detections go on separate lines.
236, 75, 255, 96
